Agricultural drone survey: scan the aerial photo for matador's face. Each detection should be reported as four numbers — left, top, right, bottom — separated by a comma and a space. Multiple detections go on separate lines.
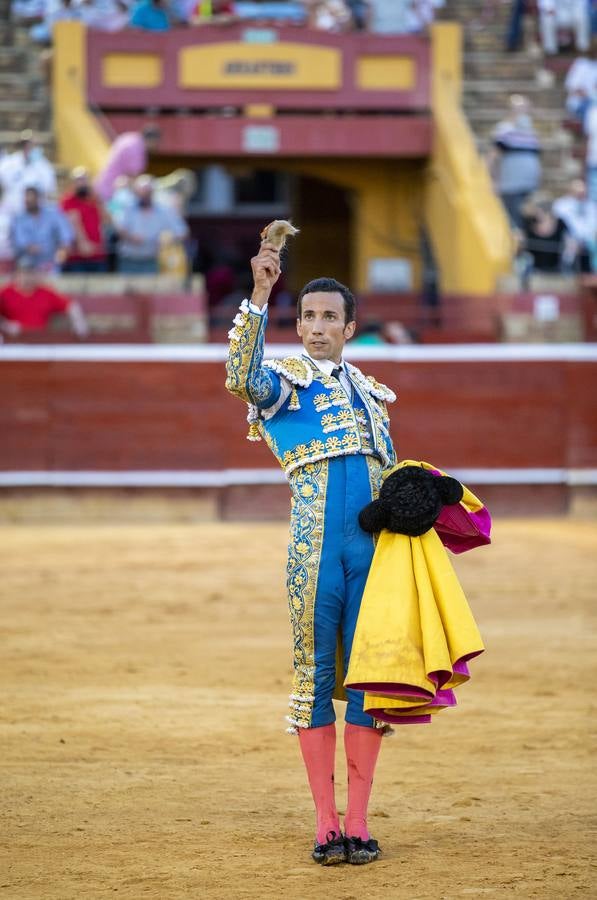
296, 292, 356, 364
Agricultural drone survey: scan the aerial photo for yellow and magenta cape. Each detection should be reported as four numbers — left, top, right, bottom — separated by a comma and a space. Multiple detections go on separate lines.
344, 461, 491, 725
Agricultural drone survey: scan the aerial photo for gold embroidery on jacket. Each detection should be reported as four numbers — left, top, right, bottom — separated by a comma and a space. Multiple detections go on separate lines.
320, 409, 354, 433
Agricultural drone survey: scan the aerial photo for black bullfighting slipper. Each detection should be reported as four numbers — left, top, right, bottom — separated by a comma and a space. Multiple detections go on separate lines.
344, 836, 381, 865
312, 830, 347, 865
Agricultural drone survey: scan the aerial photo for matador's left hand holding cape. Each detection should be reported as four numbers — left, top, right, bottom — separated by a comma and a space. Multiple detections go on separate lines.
344, 460, 492, 725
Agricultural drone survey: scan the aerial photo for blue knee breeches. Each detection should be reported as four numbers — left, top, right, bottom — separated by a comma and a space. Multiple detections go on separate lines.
286, 454, 382, 731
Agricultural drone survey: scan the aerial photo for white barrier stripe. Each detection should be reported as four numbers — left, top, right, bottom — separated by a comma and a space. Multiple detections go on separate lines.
0, 469, 596, 487
1, 343, 597, 363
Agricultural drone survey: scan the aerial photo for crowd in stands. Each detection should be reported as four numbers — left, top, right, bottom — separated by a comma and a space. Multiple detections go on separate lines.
0, 127, 189, 276
0, 126, 192, 337
489, 86, 597, 283
11, 0, 446, 39
7, 0, 597, 334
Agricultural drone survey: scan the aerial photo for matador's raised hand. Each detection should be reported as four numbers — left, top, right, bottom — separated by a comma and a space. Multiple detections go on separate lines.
250, 219, 298, 308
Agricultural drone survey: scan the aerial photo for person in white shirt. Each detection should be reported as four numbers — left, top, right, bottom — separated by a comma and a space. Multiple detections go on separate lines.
116, 175, 188, 274
30, 0, 84, 42
584, 100, 597, 204
537, 0, 590, 56
305, 0, 353, 31
552, 178, 597, 272
367, 0, 443, 34
565, 51, 597, 123
0, 131, 57, 215
78, 0, 131, 31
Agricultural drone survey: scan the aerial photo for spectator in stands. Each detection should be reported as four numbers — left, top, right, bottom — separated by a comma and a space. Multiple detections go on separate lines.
154, 168, 197, 216
367, 0, 411, 32
412, 0, 445, 32
346, 0, 368, 29
60, 167, 109, 273
367, 0, 443, 33
537, 0, 590, 56
228, 1, 305, 23
0, 184, 14, 275
12, 0, 46, 19
188, 0, 237, 22
505, 0, 527, 53
0, 130, 57, 215
584, 95, 597, 202
518, 194, 569, 279
30, 0, 84, 43
305, 0, 353, 31
116, 175, 188, 274
10, 186, 73, 272
129, 0, 172, 29
0, 261, 88, 338
385, 320, 414, 344
488, 94, 542, 228
79, 0, 132, 31
352, 319, 388, 345
95, 125, 161, 202
106, 175, 136, 226
552, 178, 597, 271
565, 45, 597, 123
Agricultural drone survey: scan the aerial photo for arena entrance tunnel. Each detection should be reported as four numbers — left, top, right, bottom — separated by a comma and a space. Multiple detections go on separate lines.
145, 156, 428, 333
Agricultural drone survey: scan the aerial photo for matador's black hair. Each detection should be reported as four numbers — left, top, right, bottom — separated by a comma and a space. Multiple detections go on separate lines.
297, 277, 356, 325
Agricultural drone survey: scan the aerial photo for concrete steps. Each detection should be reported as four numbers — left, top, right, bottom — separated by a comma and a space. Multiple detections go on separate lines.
0, 129, 53, 147
0, 97, 49, 132
0, 72, 44, 102
463, 51, 543, 80
0, 14, 52, 154
0, 47, 28, 73
443, 0, 579, 199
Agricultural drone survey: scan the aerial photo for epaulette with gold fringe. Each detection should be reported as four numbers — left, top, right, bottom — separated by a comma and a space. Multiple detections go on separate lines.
264, 356, 313, 412
263, 356, 313, 388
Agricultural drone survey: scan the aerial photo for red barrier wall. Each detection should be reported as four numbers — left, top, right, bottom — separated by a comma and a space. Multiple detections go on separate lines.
1, 356, 595, 472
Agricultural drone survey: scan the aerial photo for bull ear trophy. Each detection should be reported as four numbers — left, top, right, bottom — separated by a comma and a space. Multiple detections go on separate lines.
260, 220, 299, 250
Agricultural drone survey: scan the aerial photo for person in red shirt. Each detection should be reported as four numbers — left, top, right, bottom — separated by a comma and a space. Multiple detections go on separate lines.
0, 262, 88, 337
61, 167, 109, 273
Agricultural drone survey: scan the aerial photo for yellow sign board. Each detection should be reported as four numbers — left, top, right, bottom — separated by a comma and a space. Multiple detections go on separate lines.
357, 56, 415, 91
178, 42, 341, 90
102, 53, 163, 88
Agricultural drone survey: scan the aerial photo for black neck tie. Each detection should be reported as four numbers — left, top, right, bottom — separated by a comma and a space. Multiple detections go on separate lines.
331, 366, 342, 380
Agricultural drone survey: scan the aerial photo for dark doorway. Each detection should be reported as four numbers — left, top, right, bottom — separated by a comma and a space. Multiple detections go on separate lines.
291, 175, 352, 290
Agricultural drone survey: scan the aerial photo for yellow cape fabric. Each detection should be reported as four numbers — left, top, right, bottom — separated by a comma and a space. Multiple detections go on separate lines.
343, 460, 485, 723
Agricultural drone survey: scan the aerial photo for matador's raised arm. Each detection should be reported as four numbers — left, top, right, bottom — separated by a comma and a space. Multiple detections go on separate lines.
225, 300, 282, 408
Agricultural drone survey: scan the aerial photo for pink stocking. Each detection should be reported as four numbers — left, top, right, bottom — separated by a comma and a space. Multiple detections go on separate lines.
298, 724, 340, 843
343, 723, 382, 840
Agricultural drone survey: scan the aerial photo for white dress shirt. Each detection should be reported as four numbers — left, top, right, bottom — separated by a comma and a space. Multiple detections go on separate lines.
0, 150, 57, 214
552, 194, 597, 244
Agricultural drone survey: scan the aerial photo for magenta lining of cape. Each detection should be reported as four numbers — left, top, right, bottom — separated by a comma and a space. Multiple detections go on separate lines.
433, 492, 492, 554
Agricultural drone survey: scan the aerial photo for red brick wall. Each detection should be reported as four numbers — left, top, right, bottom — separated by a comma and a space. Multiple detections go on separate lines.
1, 358, 595, 472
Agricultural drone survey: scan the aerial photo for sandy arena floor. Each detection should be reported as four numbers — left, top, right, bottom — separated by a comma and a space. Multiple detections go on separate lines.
1, 518, 596, 899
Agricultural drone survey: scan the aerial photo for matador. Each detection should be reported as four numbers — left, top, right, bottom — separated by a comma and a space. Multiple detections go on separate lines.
225, 231, 396, 866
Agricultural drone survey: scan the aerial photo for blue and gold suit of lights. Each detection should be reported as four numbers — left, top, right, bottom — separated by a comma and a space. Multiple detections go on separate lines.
226, 300, 397, 731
